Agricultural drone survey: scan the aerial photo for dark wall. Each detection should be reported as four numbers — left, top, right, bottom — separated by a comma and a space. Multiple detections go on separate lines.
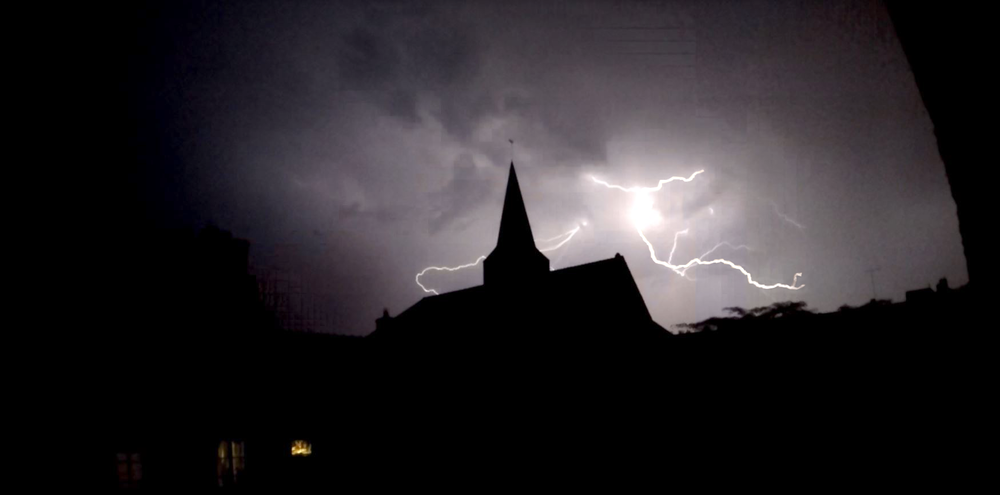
886, 3, 991, 298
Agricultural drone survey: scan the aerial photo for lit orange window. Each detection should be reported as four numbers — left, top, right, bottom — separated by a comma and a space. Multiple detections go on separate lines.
217, 440, 245, 487
291, 440, 312, 456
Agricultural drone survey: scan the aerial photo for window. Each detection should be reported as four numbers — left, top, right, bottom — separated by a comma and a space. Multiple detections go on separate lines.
217, 440, 246, 487
116, 453, 142, 489
291, 440, 312, 456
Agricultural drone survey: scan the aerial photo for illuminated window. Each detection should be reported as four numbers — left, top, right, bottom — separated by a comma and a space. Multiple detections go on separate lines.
117, 453, 142, 489
217, 440, 246, 487
291, 440, 312, 456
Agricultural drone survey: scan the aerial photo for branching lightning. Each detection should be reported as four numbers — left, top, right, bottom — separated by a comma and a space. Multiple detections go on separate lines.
592, 170, 804, 290
415, 256, 486, 295
697, 241, 751, 263
415, 225, 583, 295
590, 170, 704, 193
638, 228, 803, 290
539, 225, 581, 252
681, 239, 752, 277
416, 168, 804, 296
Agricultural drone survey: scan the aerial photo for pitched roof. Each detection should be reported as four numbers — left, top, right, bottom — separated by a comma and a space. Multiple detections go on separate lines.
545, 254, 654, 321
371, 162, 666, 341
376, 254, 666, 339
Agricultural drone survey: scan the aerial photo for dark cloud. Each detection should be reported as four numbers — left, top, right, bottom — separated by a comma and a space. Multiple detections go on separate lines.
122, 0, 968, 335
338, 26, 401, 90
330, 4, 610, 167
335, 6, 483, 125
429, 153, 496, 234
385, 90, 421, 124
336, 202, 407, 225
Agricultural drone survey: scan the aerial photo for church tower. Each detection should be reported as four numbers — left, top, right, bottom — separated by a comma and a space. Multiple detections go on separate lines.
483, 163, 550, 288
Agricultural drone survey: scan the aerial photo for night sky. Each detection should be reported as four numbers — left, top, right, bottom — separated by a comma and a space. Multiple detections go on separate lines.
124, 0, 967, 335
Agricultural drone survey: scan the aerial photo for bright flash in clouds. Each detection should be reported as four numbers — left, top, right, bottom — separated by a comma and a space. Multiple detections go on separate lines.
590, 169, 704, 193
592, 170, 804, 291
629, 193, 661, 230
415, 168, 803, 297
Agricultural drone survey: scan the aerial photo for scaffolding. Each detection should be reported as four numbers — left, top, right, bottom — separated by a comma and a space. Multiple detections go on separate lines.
253, 244, 331, 333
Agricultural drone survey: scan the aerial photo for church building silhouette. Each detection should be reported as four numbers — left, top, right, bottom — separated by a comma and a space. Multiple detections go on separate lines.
371, 163, 668, 346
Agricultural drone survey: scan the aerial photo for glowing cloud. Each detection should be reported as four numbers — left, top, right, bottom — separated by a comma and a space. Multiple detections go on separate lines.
629, 193, 662, 230
590, 169, 705, 193
592, 170, 804, 290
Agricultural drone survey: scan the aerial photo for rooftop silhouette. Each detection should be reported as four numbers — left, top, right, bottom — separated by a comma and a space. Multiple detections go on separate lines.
484, 164, 550, 287
370, 162, 667, 345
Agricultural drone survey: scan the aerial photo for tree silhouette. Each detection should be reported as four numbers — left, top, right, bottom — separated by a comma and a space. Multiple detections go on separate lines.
723, 306, 748, 317
676, 301, 814, 334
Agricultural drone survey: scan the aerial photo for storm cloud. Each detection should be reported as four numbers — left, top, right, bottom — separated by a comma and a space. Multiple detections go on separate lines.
123, 0, 967, 334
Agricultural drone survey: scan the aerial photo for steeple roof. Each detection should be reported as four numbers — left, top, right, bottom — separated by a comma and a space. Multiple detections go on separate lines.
483, 162, 550, 286
496, 163, 536, 250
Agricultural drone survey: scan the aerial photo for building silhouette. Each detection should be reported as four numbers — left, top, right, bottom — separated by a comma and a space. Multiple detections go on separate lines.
370, 163, 668, 346
95, 212, 980, 491
95, 175, 980, 490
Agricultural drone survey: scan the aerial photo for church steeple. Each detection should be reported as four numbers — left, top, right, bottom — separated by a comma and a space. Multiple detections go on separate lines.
484, 163, 550, 287
496, 163, 536, 249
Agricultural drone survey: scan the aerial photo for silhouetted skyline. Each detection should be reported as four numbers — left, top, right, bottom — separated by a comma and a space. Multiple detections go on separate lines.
118, 0, 966, 334
88, 1, 992, 490
372, 163, 667, 344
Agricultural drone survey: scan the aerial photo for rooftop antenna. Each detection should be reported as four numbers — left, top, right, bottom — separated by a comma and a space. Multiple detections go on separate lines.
865, 266, 881, 300
509, 139, 514, 163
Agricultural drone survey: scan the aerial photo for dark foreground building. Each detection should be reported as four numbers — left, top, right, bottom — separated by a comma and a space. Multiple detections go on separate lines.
371, 163, 668, 347
93, 174, 985, 491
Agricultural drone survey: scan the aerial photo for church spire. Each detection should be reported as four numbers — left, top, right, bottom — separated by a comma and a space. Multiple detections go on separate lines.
496, 163, 536, 250
484, 163, 550, 287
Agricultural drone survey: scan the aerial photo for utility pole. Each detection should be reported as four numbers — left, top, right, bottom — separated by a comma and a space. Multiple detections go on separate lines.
865, 267, 881, 300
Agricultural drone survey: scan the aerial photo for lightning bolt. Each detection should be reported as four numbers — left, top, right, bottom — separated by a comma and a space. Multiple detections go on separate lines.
638, 228, 803, 290
415, 256, 487, 295
666, 228, 689, 265
771, 201, 806, 230
680, 239, 752, 276
592, 171, 804, 290
415, 225, 583, 295
664, 231, 749, 279
539, 225, 581, 252
696, 241, 752, 262
590, 169, 704, 193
